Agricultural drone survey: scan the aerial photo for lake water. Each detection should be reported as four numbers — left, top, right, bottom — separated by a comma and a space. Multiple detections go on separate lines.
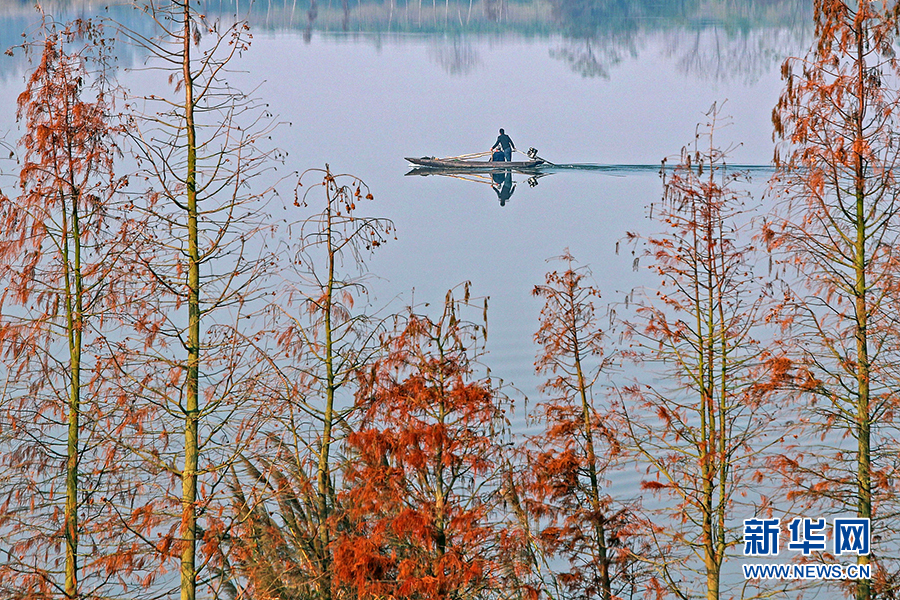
0, 2, 810, 414
244, 25, 805, 427
0, 0, 817, 595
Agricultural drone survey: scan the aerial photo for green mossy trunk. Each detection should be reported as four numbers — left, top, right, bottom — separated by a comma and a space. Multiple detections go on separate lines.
180, 2, 201, 598
852, 28, 872, 600
574, 332, 612, 600
315, 171, 337, 600
63, 188, 84, 600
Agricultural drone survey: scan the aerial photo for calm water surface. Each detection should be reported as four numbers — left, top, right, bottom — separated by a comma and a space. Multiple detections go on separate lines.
0, 15, 804, 420
0, 2, 809, 441
242, 30, 797, 421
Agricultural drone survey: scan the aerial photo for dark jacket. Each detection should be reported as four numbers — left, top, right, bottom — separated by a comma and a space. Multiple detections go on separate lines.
493, 133, 515, 151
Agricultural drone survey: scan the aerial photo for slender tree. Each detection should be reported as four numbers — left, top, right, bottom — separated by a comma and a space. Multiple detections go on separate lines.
109, 2, 281, 597
0, 17, 138, 600
517, 251, 648, 600
622, 109, 786, 600
770, 1, 900, 597
227, 166, 393, 600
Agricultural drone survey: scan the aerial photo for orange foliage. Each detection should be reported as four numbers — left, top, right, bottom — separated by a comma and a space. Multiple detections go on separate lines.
333, 289, 507, 600
0, 17, 145, 600
513, 253, 653, 600
770, 2, 900, 595
620, 108, 786, 599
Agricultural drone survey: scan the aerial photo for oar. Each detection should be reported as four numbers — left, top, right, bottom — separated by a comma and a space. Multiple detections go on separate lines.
444, 173, 494, 185
440, 150, 492, 161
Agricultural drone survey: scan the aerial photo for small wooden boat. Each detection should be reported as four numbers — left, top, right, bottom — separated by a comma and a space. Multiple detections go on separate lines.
406, 156, 545, 170
405, 166, 545, 177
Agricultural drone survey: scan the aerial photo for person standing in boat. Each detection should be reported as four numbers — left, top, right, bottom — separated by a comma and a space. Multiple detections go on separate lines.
492, 128, 516, 162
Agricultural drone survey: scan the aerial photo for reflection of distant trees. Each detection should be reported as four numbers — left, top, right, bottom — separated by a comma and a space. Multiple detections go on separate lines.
0, 3, 150, 81
5, 0, 811, 39
549, 36, 637, 78
664, 26, 812, 83
2, 0, 812, 82
547, 0, 812, 81
542, 0, 666, 79
547, 0, 697, 38
428, 38, 480, 74
483, 0, 500, 21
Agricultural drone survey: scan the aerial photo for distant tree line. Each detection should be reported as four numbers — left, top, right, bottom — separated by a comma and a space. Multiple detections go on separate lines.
0, 2, 898, 600
0, 0, 812, 39
0, 0, 813, 85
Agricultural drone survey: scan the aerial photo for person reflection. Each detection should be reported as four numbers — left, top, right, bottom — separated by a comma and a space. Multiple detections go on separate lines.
492, 170, 516, 207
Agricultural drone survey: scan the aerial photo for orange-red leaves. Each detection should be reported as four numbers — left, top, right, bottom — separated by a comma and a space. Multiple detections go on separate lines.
334, 291, 505, 599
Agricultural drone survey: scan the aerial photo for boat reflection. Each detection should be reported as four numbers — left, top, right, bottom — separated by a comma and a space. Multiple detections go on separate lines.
404, 167, 550, 207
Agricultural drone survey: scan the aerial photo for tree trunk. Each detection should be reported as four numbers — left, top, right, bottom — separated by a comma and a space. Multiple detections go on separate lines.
180, 2, 201, 598
315, 171, 337, 600
575, 327, 611, 600
853, 28, 871, 600
63, 187, 84, 600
